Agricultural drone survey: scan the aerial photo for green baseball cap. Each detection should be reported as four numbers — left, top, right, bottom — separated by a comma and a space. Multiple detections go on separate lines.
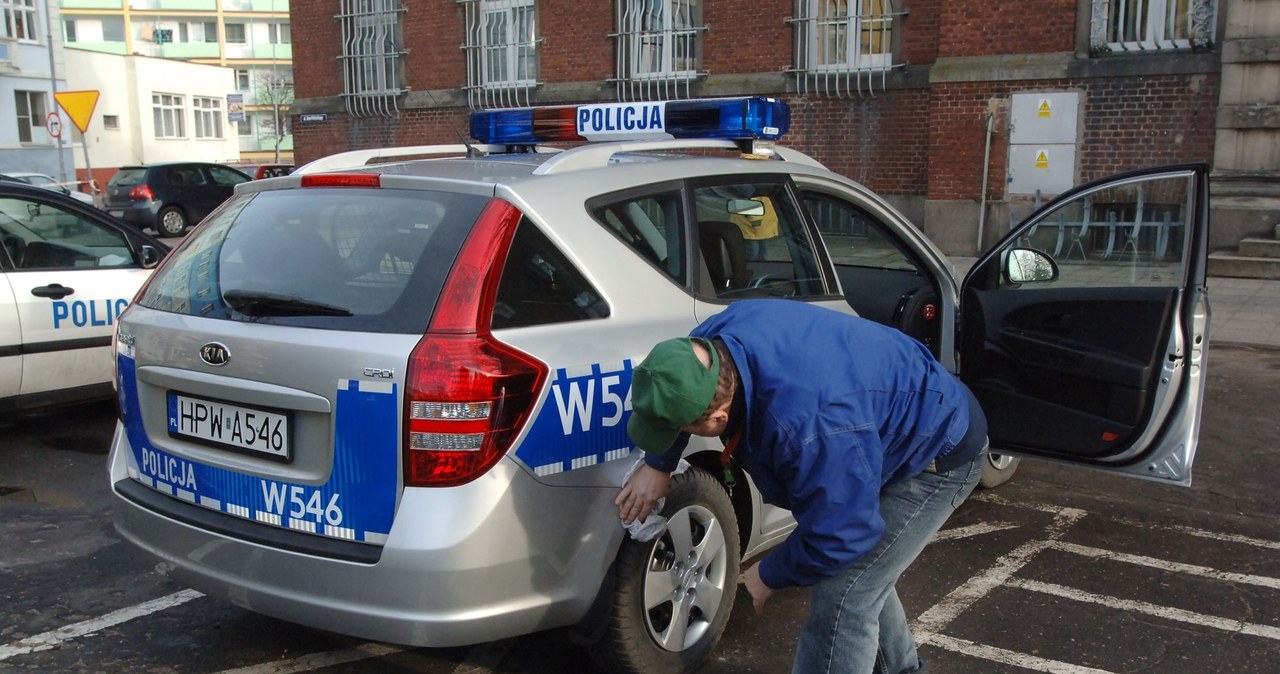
627, 337, 720, 454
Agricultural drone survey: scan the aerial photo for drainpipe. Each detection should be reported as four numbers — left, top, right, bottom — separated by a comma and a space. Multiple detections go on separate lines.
976, 110, 995, 253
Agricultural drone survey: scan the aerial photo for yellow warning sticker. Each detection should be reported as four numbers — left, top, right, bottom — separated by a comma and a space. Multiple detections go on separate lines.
1038, 99, 1052, 118
1035, 150, 1049, 169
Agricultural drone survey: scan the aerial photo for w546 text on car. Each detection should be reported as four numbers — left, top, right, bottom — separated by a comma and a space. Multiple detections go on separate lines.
107, 97, 1212, 673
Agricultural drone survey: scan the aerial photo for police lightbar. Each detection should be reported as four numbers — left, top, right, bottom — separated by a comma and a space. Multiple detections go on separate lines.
470, 97, 790, 145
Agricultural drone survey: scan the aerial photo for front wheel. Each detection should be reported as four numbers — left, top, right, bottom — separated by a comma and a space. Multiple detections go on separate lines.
157, 206, 188, 237
978, 452, 1020, 489
589, 468, 740, 674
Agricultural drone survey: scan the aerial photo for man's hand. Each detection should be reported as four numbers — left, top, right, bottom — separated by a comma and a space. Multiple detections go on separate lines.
616, 464, 672, 525
742, 562, 774, 615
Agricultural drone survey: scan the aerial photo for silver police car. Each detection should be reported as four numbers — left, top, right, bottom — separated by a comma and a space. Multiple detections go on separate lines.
109, 97, 1211, 672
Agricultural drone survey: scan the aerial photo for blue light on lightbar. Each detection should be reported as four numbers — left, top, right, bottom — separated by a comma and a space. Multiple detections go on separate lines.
469, 97, 791, 145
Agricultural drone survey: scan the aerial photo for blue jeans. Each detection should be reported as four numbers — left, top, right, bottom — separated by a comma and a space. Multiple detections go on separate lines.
791, 446, 986, 674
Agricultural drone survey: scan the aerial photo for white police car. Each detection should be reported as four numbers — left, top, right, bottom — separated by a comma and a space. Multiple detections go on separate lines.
1, 180, 166, 416
107, 97, 1211, 672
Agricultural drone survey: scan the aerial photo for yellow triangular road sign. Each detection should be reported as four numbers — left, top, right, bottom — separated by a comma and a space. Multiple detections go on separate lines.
54, 90, 100, 134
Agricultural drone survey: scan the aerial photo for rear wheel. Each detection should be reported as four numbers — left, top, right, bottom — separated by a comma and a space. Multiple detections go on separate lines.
157, 206, 188, 237
979, 452, 1020, 489
589, 468, 740, 674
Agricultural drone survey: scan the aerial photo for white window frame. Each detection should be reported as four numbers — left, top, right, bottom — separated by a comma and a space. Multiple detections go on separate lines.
269, 22, 291, 44
152, 93, 186, 139
235, 68, 251, 91
802, 0, 894, 73
193, 97, 223, 139
622, 0, 701, 80
3, 0, 38, 42
1091, 0, 1215, 53
479, 0, 537, 89
14, 90, 46, 143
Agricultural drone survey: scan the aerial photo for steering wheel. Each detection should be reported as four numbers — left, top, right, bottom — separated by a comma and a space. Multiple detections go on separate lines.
1, 234, 25, 267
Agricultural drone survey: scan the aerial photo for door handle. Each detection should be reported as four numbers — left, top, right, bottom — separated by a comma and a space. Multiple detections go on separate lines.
31, 283, 75, 300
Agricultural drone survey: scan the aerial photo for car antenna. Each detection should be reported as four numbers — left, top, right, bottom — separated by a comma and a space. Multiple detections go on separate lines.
424, 89, 481, 158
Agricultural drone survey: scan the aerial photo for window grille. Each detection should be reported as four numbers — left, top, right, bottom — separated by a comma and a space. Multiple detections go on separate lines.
460, 0, 540, 110
612, 0, 706, 101
1090, 0, 1215, 53
337, 0, 408, 118
788, 0, 904, 98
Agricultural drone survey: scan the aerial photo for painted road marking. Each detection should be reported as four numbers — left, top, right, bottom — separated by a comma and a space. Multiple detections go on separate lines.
931, 522, 1020, 542
1049, 540, 1280, 590
924, 633, 1113, 674
0, 589, 203, 661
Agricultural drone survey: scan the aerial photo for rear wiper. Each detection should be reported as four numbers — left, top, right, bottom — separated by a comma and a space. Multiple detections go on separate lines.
222, 289, 353, 317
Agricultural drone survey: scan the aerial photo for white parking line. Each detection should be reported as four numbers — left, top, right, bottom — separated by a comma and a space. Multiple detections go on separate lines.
1050, 540, 1280, 590
1008, 577, 1280, 641
0, 589, 203, 661
918, 632, 1113, 674
932, 522, 1020, 542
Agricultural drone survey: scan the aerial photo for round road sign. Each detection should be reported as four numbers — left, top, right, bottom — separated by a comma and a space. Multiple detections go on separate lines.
47, 112, 63, 139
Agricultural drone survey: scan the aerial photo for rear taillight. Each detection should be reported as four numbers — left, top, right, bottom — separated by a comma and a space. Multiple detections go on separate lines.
128, 184, 153, 200
403, 199, 548, 487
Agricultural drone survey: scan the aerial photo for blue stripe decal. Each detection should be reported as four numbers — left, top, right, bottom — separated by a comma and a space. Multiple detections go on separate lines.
119, 354, 399, 544
515, 359, 637, 475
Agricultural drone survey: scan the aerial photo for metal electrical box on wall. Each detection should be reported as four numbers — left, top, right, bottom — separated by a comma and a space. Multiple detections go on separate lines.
1007, 92, 1080, 197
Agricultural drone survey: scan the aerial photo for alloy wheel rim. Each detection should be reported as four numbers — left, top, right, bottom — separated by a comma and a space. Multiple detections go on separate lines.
642, 504, 730, 652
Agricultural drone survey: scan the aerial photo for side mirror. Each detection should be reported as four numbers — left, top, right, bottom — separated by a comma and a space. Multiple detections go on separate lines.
726, 198, 765, 217
1004, 248, 1059, 284
138, 245, 163, 269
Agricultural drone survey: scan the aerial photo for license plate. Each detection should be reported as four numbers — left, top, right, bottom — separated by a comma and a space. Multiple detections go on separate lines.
109, 210, 124, 217
167, 393, 291, 461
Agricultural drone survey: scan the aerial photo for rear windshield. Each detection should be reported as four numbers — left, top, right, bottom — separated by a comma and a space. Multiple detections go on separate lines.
136, 188, 484, 333
109, 168, 148, 186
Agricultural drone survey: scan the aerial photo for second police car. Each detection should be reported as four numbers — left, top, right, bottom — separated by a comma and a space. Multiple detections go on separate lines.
107, 97, 1211, 672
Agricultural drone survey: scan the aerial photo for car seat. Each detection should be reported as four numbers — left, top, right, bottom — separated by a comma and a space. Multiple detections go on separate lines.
698, 221, 752, 294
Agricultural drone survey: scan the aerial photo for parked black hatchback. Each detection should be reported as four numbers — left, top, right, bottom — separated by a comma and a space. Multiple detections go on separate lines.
103, 162, 251, 237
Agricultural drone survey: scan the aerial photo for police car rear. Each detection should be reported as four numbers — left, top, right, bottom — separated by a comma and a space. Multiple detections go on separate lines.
108, 97, 804, 670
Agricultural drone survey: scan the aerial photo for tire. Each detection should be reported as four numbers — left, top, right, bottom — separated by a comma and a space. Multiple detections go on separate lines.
978, 452, 1020, 489
157, 206, 188, 237
588, 468, 741, 674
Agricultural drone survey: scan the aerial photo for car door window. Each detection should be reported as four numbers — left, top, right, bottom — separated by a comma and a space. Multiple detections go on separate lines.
802, 191, 940, 351
589, 187, 686, 285
210, 166, 251, 186
0, 197, 135, 270
492, 221, 610, 330
691, 180, 826, 300
168, 167, 207, 187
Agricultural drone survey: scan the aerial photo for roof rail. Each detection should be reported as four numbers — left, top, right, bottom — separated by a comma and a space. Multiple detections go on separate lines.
532, 139, 828, 176
294, 144, 512, 175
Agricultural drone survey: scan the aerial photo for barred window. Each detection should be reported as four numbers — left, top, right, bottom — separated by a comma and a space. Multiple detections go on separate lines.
790, 0, 901, 97
461, 0, 539, 109
613, 0, 705, 100
153, 93, 186, 138
1090, 0, 1215, 53
2, 0, 37, 42
194, 97, 224, 139
337, 0, 407, 117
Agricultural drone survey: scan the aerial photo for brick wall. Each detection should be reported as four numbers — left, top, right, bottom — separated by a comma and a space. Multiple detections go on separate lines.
291, 0, 343, 99
786, 93, 932, 196
937, 0, 1077, 58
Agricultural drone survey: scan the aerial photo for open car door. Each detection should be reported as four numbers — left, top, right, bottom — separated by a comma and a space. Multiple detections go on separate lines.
960, 164, 1210, 485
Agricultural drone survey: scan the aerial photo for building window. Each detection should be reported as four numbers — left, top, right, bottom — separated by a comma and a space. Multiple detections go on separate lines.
1090, 0, 1215, 53
789, 0, 901, 96
3, 0, 37, 42
460, 0, 539, 109
64, 18, 76, 43
269, 22, 291, 44
103, 115, 120, 130
14, 90, 46, 143
194, 97, 223, 139
336, 0, 407, 117
236, 68, 251, 91
152, 93, 186, 138
178, 21, 218, 43
238, 118, 253, 136
613, 0, 705, 100
225, 22, 246, 44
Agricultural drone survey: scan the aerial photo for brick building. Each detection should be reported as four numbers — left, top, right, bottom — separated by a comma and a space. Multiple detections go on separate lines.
288, 1, 1278, 259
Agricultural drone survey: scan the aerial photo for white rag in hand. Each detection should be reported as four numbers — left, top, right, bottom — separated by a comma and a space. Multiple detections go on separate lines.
620, 455, 690, 542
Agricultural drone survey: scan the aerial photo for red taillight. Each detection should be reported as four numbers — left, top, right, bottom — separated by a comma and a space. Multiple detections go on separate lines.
129, 184, 154, 200
403, 198, 548, 487
300, 173, 382, 188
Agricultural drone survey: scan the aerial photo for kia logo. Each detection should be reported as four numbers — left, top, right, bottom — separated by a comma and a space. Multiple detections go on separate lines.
200, 342, 231, 367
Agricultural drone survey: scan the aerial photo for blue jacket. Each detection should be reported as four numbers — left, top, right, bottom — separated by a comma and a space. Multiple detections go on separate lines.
644, 300, 972, 589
